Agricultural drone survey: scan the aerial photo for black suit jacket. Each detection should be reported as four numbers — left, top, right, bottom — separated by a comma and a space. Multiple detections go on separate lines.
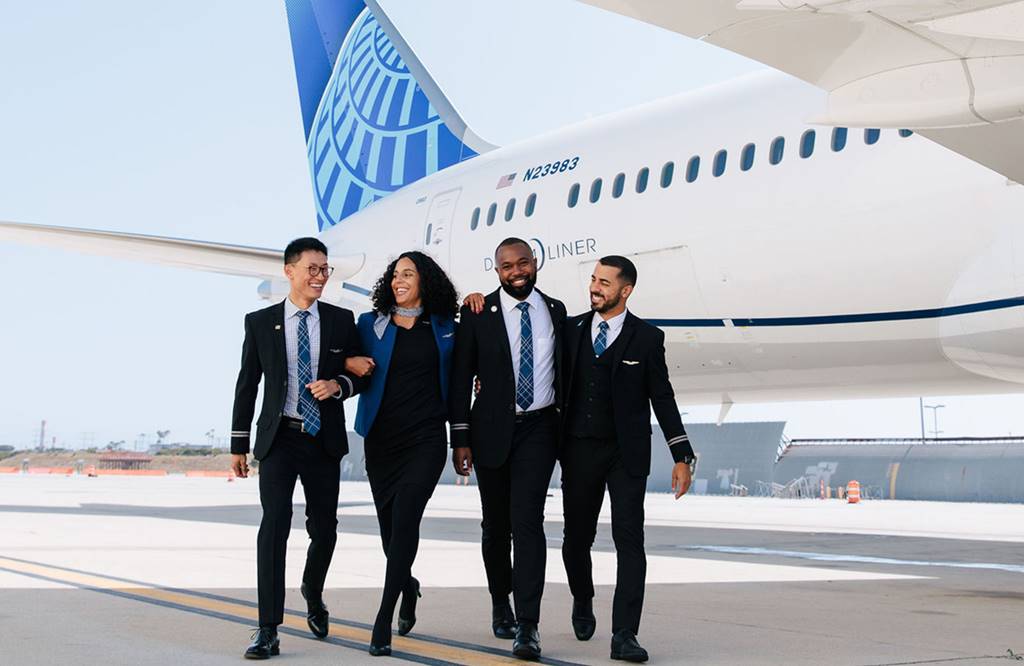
563, 310, 694, 477
231, 300, 361, 460
449, 287, 567, 467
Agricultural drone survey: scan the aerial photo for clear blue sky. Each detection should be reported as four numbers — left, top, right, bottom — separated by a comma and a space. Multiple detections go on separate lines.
0, 0, 1020, 449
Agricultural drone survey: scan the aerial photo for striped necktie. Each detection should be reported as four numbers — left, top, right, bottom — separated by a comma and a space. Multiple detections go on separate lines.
296, 311, 320, 436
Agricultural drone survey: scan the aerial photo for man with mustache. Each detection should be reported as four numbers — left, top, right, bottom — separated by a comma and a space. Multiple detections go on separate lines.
450, 237, 566, 660
560, 255, 694, 663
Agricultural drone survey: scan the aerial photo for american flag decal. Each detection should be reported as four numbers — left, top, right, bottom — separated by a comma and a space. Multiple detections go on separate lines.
496, 173, 517, 189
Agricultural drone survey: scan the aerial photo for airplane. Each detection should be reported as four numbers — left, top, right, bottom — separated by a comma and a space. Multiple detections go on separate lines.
2, 0, 1023, 416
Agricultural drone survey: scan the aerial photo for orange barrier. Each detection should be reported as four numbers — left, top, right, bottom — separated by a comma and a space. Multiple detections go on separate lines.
94, 469, 167, 477
847, 480, 861, 504
185, 470, 235, 478
0, 466, 19, 474
84, 465, 97, 477
27, 467, 74, 475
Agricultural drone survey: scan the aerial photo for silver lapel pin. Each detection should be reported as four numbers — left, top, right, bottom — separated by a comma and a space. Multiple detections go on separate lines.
274, 324, 282, 330
490, 305, 498, 313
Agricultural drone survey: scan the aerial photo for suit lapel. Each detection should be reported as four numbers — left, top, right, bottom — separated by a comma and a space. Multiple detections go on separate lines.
488, 289, 514, 370
317, 304, 334, 379
272, 301, 287, 376
567, 310, 594, 391
609, 312, 637, 380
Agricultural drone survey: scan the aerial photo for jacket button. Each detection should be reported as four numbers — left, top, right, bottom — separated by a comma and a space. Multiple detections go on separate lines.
282, 381, 288, 387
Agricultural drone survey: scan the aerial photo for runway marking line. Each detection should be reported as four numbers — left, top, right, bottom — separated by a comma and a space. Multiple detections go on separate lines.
0, 555, 583, 666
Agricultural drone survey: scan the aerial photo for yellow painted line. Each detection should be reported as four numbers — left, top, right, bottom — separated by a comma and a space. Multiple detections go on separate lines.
0, 556, 525, 665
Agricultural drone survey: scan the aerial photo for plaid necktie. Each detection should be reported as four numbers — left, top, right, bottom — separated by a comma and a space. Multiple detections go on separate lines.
515, 302, 534, 411
296, 311, 320, 435
593, 320, 609, 356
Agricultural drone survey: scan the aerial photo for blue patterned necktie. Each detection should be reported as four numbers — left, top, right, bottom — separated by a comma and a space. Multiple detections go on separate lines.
593, 320, 609, 356
296, 310, 320, 436
515, 302, 534, 411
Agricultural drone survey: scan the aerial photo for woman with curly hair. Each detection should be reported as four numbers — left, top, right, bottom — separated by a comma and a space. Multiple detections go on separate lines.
345, 250, 459, 656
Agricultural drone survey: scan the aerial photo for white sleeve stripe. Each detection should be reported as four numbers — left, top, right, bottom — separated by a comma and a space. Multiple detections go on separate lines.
667, 435, 689, 445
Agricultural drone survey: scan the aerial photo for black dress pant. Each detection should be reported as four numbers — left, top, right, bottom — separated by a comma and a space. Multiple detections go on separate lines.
561, 436, 647, 635
256, 424, 341, 628
474, 408, 558, 625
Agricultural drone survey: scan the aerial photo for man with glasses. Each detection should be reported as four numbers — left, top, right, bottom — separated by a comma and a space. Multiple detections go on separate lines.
231, 237, 363, 659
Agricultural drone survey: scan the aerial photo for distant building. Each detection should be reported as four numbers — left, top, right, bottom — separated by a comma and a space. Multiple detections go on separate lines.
98, 452, 153, 470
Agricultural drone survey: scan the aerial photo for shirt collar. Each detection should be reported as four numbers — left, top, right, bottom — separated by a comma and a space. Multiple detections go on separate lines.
285, 297, 319, 321
594, 308, 627, 333
499, 287, 543, 314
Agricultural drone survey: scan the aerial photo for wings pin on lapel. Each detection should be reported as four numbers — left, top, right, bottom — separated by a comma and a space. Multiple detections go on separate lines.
443, 332, 454, 338
274, 325, 282, 330
622, 360, 640, 365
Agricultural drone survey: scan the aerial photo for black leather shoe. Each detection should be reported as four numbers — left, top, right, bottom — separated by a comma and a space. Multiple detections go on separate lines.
397, 576, 421, 636
244, 627, 279, 660
369, 617, 392, 657
301, 583, 329, 639
368, 643, 392, 657
492, 599, 517, 639
571, 598, 596, 641
610, 629, 649, 663
512, 622, 541, 661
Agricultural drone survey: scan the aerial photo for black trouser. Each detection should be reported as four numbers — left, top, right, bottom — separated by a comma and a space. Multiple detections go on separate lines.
474, 408, 558, 625
372, 483, 434, 633
256, 424, 341, 628
561, 436, 647, 635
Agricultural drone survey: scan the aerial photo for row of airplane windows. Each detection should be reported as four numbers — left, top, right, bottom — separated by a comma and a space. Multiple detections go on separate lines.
467, 127, 913, 229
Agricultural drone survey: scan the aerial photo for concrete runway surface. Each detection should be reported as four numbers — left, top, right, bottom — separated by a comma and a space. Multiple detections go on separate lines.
1, 475, 1022, 665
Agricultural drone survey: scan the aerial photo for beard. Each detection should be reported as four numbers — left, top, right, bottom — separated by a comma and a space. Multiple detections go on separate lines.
500, 273, 536, 300
590, 290, 622, 314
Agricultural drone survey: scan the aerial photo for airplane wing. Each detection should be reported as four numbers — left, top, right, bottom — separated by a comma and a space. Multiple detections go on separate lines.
0, 221, 365, 281
579, 0, 1024, 182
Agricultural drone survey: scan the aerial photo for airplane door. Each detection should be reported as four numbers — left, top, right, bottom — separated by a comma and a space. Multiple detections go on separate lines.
423, 188, 461, 266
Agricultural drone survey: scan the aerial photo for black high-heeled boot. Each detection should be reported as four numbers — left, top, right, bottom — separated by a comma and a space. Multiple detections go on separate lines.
397, 577, 422, 636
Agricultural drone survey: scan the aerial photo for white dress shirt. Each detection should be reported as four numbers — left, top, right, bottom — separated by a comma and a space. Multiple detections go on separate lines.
283, 297, 321, 419
591, 308, 628, 351
500, 288, 556, 413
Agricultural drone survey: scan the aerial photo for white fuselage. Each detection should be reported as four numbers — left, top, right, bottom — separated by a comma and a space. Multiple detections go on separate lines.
316, 70, 1024, 404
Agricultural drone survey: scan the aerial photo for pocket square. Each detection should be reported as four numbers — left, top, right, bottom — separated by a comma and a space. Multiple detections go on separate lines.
622, 360, 640, 365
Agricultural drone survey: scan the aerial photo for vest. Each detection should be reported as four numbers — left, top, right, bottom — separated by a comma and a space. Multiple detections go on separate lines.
568, 331, 621, 438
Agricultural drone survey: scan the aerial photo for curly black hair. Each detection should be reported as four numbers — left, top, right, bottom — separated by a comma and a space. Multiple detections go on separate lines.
370, 250, 459, 318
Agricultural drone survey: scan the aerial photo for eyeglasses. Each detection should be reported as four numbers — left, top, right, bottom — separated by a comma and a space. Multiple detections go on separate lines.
292, 264, 335, 278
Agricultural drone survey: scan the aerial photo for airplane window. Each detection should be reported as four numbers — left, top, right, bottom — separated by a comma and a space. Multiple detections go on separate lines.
470, 207, 480, 231
525, 193, 536, 217
660, 161, 674, 188
487, 202, 497, 226
713, 150, 727, 177
740, 143, 755, 171
590, 178, 603, 203
769, 137, 785, 165
636, 167, 649, 193
899, 129, 913, 138
686, 156, 700, 183
612, 172, 625, 198
505, 198, 516, 221
831, 127, 847, 152
800, 130, 815, 158
865, 128, 880, 145
568, 183, 580, 208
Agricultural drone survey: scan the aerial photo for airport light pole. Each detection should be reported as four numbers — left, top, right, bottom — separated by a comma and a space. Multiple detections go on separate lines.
924, 404, 945, 439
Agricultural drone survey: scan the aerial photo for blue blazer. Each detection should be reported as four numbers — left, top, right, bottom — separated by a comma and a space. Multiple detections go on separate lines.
353, 311, 456, 437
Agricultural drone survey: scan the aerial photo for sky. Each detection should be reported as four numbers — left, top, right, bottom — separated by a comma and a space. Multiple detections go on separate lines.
0, 0, 1021, 450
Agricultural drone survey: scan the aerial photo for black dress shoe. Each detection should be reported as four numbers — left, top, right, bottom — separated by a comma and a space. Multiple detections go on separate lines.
244, 627, 279, 660
571, 597, 596, 641
492, 599, 517, 639
368, 643, 392, 657
512, 622, 541, 661
610, 629, 649, 663
301, 583, 329, 639
397, 576, 421, 636
369, 616, 392, 657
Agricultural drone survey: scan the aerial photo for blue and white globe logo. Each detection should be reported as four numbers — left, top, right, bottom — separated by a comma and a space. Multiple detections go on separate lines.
307, 9, 476, 229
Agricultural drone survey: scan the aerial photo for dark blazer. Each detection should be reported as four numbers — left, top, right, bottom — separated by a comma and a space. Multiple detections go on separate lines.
449, 287, 567, 468
563, 310, 694, 477
231, 300, 362, 460
353, 312, 456, 437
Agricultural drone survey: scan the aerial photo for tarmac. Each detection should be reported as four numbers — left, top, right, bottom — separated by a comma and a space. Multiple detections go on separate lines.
1, 475, 1022, 665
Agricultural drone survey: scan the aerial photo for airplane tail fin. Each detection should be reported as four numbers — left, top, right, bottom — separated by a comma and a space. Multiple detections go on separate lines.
283, 0, 496, 229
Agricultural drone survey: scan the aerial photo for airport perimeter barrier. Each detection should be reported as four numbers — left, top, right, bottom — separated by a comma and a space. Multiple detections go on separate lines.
0, 466, 19, 474
184, 470, 234, 478
26, 466, 74, 475
94, 469, 167, 477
